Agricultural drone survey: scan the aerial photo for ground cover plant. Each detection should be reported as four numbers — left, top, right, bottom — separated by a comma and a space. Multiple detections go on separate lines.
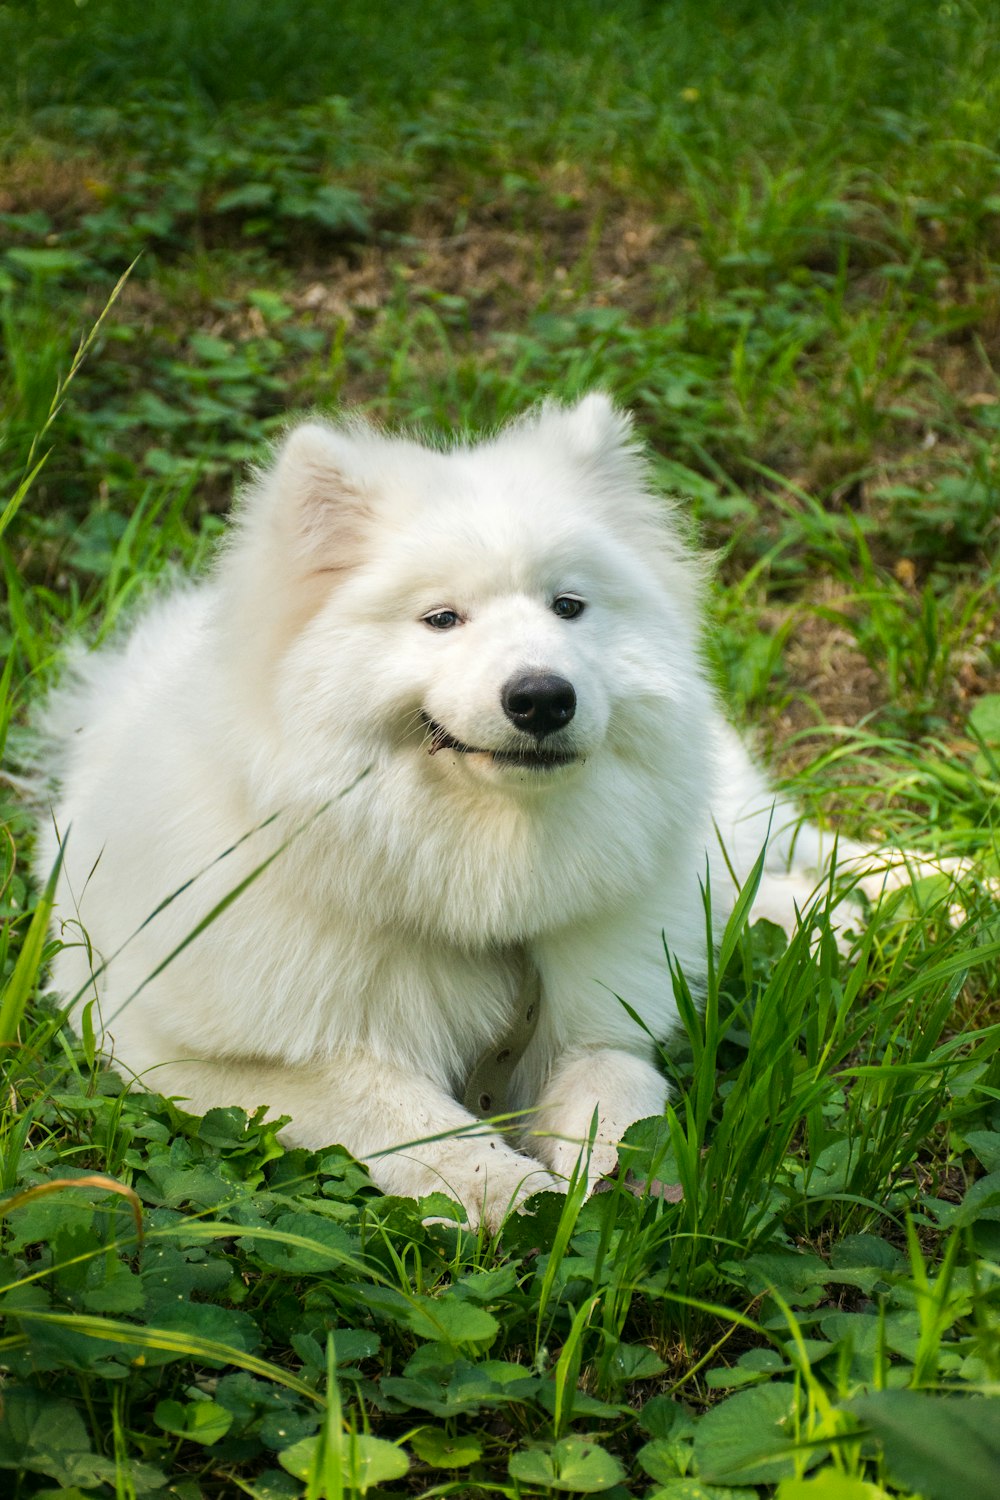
2, 0, 1000, 1494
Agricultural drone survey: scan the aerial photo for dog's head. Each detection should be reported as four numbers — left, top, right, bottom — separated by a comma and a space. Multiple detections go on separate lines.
221, 395, 710, 797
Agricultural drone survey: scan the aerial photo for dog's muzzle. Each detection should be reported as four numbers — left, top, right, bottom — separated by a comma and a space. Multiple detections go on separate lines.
421, 708, 579, 769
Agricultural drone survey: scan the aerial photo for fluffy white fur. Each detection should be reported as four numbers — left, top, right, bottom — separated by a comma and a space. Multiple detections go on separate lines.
37, 395, 946, 1228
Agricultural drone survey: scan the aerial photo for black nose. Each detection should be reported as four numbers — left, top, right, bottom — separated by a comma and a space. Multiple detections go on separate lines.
501, 672, 576, 738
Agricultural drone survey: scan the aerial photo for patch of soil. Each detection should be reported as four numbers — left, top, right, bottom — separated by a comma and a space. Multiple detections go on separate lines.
0, 148, 109, 223
775, 595, 885, 760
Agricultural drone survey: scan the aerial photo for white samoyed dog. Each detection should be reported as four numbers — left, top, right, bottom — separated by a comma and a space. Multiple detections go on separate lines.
37, 395, 948, 1228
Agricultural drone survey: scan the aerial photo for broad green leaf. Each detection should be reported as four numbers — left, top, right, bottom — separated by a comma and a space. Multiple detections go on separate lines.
365, 1285, 498, 1349
7, 1310, 318, 1403
639, 1438, 683, 1484
196, 1106, 255, 1146
222, 1475, 299, 1500
382, 1355, 538, 1416
138, 1154, 240, 1210
278, 1431, 408, 1490
141, 1243, 234, 1307
250, 1211, 355, 1272
536, 1382, 624, 1420
450, 1264, 519, 1302
0, 1387, 93, 1476
5, 247, 88, 276
777, 1473, 891, 1499
819, 1312, 881, 1361
962, 1129, 1000, 1173
81, 1262, 146, 1315
730, 1248, 832, 1304
606, 1340, 668, 1383
214, 1371, 304, 1428
0, 1385, 165, 1492
693, 1383, 813, 1484
291, 1328, 378, 1372
936, 1170, 1000, 1228
829, 1235, 906, 1275
410, 1426, 483, 1468
705, 1345, 784, 1389
647, 1482, 757, 1499
969, 693, 1000, 744
154, 1398, 234, 1445
509, 1437, 626, 1492
30, 1489, 96, 1500
848, 1392, 1000, 1500
215, 183, 277, 213
639, 1396, 694, 1441
259, 1407, 321, 1451
154, 1300, 263, 1357
2, 1191, 97, 1253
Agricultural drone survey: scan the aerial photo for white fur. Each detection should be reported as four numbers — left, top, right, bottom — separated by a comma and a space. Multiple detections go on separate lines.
36, 396, 955, 1228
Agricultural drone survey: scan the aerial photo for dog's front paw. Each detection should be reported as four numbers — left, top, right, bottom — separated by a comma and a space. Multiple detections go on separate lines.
449, 1152, 563, 1233
374, 1141, 562, 1232
543, 1134, 621, 1189
528, 1048, 668, 1195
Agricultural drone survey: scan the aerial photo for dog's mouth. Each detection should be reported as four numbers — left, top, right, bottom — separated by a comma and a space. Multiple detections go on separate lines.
421, 715, 578, 770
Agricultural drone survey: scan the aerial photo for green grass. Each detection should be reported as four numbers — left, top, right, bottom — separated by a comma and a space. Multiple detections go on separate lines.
2, 1, 1000, 1495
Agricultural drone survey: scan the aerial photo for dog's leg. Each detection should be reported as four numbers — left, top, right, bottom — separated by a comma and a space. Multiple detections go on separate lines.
708, 725, 979, 934
526, 1047, 667, 1190
146, 1052, 560, 1231
753, 821, 983, 937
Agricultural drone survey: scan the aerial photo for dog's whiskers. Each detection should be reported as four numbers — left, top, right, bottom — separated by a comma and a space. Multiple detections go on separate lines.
400, 706, 437, 751
428, 723, 450, 756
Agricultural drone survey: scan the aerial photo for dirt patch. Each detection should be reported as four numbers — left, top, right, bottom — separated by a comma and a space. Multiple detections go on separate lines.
778, 605, 883, 746
274, 194, 686, 335
761, 575, 1000, 779
80, 190, 681, 359
0, 147, 110, 224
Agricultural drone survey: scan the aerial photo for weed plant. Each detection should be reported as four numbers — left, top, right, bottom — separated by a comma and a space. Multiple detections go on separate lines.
2, 1, 1000, 1496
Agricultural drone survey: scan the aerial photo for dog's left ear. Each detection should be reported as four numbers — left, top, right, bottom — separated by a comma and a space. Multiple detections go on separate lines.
223, 419, 381, 591
255, 422, 374, 571
541, 393, 648, 498
219, 421, 376, 653
542, 390, 638, 465
557, 393, 634, 458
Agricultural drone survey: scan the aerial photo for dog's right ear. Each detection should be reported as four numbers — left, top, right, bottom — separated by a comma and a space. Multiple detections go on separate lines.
246, 422, 372, 572
220, 422, 374, 661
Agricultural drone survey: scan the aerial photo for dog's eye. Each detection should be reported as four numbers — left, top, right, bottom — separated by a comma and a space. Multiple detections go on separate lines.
422, 609, 461, 630
552, 595, 585, 620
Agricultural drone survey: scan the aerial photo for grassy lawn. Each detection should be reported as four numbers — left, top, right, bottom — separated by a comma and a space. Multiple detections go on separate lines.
2, 1, 1000, 1495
